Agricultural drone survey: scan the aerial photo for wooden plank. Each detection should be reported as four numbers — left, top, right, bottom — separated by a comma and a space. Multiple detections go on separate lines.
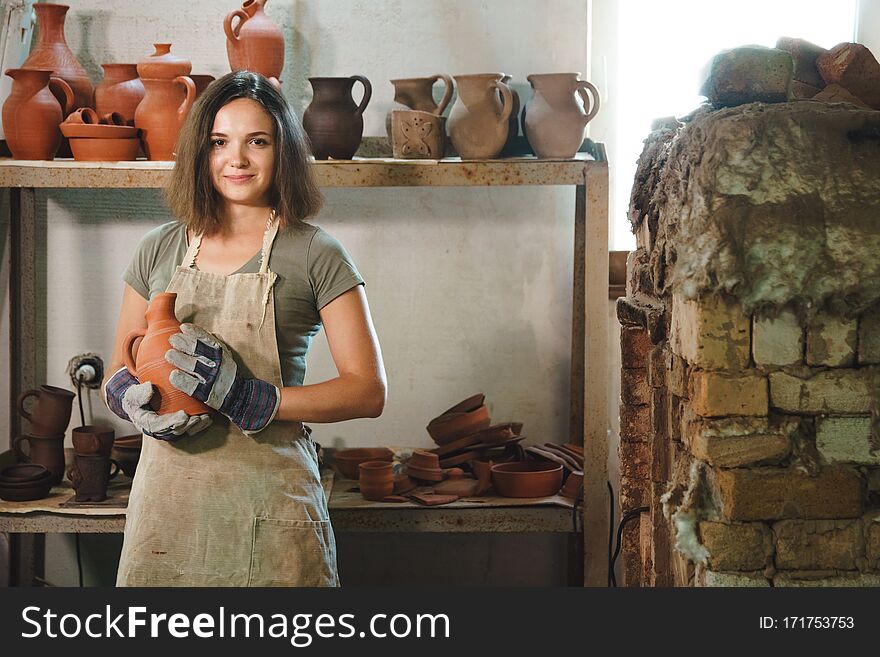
582, 163, 610, 586
0, 156, 599, 188
9, 186, 36, 443
331, 506, 574, 533
570, 184, 586, 444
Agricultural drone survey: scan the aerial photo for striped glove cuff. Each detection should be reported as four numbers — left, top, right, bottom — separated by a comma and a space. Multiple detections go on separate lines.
219, 375, 281, 435
104, 366, 139, 422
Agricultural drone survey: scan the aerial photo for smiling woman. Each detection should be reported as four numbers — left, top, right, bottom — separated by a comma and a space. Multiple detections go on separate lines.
100, 71, 387, 587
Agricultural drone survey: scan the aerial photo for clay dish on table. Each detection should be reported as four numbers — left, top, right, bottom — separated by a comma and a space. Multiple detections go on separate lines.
559, 470, 584, 500
406, 449, 444, 482
429, 431, 482, 457
333, 447, 393, 480
61, 123, 138, 139
472, 422, 523, 445
0, 469, 54, 501
426, 393, 491, 445
0, 464, 51, 484
491, 460, 563, 498
69, 137, 140, 161
467, 434, 525, 452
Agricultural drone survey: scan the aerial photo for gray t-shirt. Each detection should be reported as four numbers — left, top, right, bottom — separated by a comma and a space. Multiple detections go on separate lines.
123, 221, 364, 387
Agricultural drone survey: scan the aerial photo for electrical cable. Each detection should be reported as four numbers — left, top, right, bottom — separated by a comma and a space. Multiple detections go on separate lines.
610, 505, 649, 587
607, 481, 614, 587
75, 533, 84, 587
76, 376, 86, 426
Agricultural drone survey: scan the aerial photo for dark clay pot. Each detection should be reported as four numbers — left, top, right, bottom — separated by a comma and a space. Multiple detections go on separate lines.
13, 434, 66, 486
67, 454, 120, 502
302, 76, 371, 159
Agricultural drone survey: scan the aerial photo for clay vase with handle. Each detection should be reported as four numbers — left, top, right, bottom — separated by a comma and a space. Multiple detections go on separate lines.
122, 292, 211, 416
2, 68, 73, 159
135, 77, 195, 160
17, 384, 75, 437
21, 3, 93, 111
95, 64, 144, 126
302, 76, 372, 160
447, 73, 513, 159
224, 0, 284, 81
523, 73, 599, 159
385, 74, 454, 141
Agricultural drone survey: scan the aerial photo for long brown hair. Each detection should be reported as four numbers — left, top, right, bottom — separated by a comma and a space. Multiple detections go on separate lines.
165, 71, 322, 233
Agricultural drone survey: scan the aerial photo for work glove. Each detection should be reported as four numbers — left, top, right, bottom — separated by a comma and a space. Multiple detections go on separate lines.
164, 323, 281, 435
104, 366, 212, 441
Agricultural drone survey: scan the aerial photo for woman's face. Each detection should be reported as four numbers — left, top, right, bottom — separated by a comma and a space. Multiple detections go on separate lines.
209, 98, 276, 209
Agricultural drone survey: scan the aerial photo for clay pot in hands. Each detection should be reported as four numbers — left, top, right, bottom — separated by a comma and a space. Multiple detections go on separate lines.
135, 76, 196, 160
385, 74, 454, 139
95, 64, 144, 125
302, 76, 371, 159
13, 434, 66, 485
22, 3, 93, 111
224, 0, 284, 80
122, 292, 211, 416
523, 73, 599, 159
67, 454, 120, 503
358, 460, 393, 501
17, 384, 75, 437
2, 68, 73, 159
447, 73, 513, 159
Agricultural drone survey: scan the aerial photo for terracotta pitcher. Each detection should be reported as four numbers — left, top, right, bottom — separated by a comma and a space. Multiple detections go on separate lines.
385, 74, 454, 140
523, 73, 600, 159
498, 74, 522, 156
95, 64, 144, 125
135, 76, 195, 160
447, 73, 513, 159
122, 292, 211, 416
22, 3, 93, 111
17, 383, 75, 437
2, 68, 73, 159
224, 0, 284, 81
302, 76, 372, 160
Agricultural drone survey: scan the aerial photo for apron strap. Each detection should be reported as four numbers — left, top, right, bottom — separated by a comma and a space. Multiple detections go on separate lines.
259, 210, 280, 274
182, 230, 202, 269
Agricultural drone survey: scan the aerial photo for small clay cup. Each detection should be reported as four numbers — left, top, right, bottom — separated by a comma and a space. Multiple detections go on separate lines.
17, 384, 75, 438
72, 425, 115, 457
67, 454, 120, 503
12, 434, 66, 485
358, 460, 394, 501
391, 109, 446, 159
99, 111, 126, 125
333, 447, 394, 480
64, 106, 99, 124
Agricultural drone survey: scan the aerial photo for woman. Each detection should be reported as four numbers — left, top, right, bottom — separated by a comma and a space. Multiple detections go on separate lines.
102, 71, 386, 586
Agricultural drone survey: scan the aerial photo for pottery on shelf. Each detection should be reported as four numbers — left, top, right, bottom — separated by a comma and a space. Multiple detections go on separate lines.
559, 470, 583, 500
122, 292, 211, 416
358, 460, 394, 501
426, 392, 491, 445
60, 121, 138, 139
95, 64, 144, 125
17, 383, 75, 438
112, 434, 142, 478
190, 74, 216, 97
333, 447, 394, 480
523, 72, 599, 159
302, 76, 371, 160
2, 68, 73, 160
135, 76, 195, 160
0, 463, 54, 501
0, 464, 51, 482
405, 449, 444, 482
69, 136, 140, 161
391, 109, 446, 159
71, 425, 115, 457
67, 453, 120, 503
137, 43, 192, 80
224, 0, 284, 80
385, 74, 454, 139
447, 73, 513, 159
498, 74, 521, 156
12, 434, 66, 486
22, 3, 93, 111
491, 460, 563, 498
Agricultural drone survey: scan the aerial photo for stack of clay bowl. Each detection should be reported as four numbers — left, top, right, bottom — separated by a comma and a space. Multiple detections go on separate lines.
332, 447, 393, 480
524, 442, 584, 498
405, 449, 444, 483
60, 107, 140, 161
111, 434, 143, 478
0, 464, 54, 501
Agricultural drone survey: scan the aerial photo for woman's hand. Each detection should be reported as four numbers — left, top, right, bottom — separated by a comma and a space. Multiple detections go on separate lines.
164, 323, 280, 435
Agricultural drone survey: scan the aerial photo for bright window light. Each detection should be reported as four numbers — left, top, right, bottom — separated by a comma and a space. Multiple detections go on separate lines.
608, 0, 858, 250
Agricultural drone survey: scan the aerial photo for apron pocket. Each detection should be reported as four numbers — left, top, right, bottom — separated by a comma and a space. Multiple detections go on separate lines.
248, 517, 338, 587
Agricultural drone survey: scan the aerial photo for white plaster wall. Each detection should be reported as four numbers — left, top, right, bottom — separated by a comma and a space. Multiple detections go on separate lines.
4, 0, 599, 586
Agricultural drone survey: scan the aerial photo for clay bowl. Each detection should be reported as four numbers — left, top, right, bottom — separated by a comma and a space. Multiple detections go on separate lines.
0, 463, 51, 484
473, 422, 523, 446
427, 399, 491, 446
60, 123, 139, 139
358, 460, 394, 501
560, 470, 584, 500
491, 460, 564, 498
333, 447, 394, 480
111, 443, 141, 478
0, 469, 54, 501
406, 449, 444, 481
70, 137, 140, 161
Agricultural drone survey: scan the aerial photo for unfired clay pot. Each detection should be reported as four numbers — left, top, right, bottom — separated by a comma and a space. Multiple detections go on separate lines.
22, 3, 93, 111
523, 73, 599, 159
17, 383, 75, 437
135, 76, 195, 160
224, 0, 284, 80
2, 68, 73, 160
385, 74, 454, 139
95, 64, 144, 125
71, 425, 115, 457
13, 434, 66, 485
67, 454, 120, 503
498, 74, 521, 156
303, 76, 371, 159
122, 292, 211, 416
391, 109, 446, 159
447, 73, 512, 159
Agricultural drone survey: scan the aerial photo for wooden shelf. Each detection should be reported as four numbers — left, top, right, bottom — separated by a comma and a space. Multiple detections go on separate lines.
0, 154, 601, 189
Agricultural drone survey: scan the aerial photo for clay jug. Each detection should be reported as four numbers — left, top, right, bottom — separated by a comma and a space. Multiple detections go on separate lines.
447, 73, 513, 159
224, 0, 284, 80
21, 3, 93, 111
498, 74, 521, 157
67, 453, 120, 502
17, 383, 75, 438
523, 73, 600, 159
385, 74, 453, 140
122, 292, 211, 416
135, 76, 196, 160
95, 64, 144, 126
303, 76, 371, 160
13, 434, 66, 486
137, 43, 192, 80
2, 68, 73, 159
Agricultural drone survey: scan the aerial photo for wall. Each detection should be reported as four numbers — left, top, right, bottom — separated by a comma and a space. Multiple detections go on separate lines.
2, 0, 597, 586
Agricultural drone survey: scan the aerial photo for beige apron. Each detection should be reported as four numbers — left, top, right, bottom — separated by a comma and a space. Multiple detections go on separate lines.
117, 219, 339, 587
